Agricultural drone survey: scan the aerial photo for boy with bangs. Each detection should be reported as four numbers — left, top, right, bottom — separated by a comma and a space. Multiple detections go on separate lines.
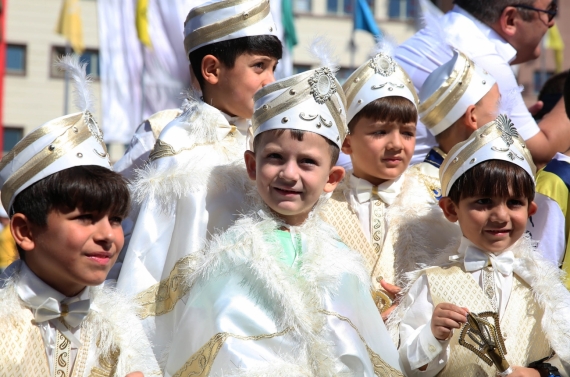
323, 51, 428, 319
116, 0, 282, 359
0, 57, 158, 377
397, 115, 570, 377
162, 66, 404, 376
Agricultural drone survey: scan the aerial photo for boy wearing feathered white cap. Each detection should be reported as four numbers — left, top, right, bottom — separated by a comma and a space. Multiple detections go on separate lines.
322, 45, 437, 320
162, 64, 404, 376
396, 115, 570, 377
115, 0, 282, 360
0, 57, 159, 377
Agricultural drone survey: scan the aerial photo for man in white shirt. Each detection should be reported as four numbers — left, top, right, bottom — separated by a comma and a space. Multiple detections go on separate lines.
395, 0, 570, 168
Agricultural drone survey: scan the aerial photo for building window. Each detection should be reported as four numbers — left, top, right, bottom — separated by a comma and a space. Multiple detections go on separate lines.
293, 64, 312, 74
388, 0, 417, 19
3, 127, 24, 152
533, 70, 554, 94
294, 0, 311, 12
50, 47, 100, 79
336, 67, 353, 84
6, 44, 27, 75
327, 0, 374, 16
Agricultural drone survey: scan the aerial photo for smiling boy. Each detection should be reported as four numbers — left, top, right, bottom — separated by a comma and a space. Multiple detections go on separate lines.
116, 0, 283, 360
0, 57, 158, 377
162, 65, 404, 376
397, 115, 570, 377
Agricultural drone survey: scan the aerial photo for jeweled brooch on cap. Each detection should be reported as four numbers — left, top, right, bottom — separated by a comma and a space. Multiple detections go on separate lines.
308, 67, 337, 104
370, 53, 396, 77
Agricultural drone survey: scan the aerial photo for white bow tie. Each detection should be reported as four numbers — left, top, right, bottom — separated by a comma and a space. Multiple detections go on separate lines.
464, 247, 515, 276
33, 297, 90, 347
354, 181, 399, 205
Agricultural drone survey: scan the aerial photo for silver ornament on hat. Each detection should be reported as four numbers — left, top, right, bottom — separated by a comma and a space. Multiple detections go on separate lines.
370, 53, 396, 77
308, 67, 337, 104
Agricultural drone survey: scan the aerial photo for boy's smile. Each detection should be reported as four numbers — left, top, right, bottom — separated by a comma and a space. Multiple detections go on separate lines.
343, 118, 416, 186
245, 130, 344, 226
441, 196, 537, 254
20, 208, 124, 296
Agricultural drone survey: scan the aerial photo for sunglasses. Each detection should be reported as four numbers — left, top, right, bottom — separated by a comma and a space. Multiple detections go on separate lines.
513, 1, 558, 22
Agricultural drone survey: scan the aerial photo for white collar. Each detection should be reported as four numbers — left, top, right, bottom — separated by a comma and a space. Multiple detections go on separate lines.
221, 112, 251, 136
451, 5, 517, 64
348, 173, 404, 205
456, 237, 515, 276
16, 261, 91, 309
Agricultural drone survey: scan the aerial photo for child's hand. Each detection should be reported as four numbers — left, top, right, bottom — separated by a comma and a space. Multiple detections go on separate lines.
430, 303, 468, 340
380, 279, 401, 321
508, 367, 540, 377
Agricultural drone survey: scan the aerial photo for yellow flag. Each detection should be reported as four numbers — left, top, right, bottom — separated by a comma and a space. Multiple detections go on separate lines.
136, 0, 152, 48
545, 24, 565, 73
55, 0, 84, 55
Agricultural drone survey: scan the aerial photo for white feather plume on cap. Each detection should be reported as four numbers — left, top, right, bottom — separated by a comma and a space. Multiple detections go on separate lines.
0, 55, 111, 212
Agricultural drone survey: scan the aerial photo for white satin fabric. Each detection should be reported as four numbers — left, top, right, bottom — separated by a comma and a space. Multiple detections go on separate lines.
398, 237, 515, 377
116, 106, 253, 360
164, 220, 402, 376
14, 261, 89, 376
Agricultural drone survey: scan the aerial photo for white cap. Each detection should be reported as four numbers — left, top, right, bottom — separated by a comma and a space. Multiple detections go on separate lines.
419, 50, 496, 136
342, 52, 419, 125
184, 0, 278, 56
440, 114, 535, 197
252, 67, 347, 148
0, 56, 110, 212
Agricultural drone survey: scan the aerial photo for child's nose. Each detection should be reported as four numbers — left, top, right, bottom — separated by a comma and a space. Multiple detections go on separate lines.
93, 218, 116, 246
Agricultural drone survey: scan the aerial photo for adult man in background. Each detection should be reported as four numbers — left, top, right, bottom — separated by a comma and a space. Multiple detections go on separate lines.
396, 0, 570, 168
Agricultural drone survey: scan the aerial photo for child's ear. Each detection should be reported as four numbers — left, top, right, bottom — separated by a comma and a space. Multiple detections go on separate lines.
528, 200, 538, 217
463, 105, 479, 132
324, 166, 345, 193
244, 150, 257, 181
439, 197, 459, 223
341, 135, 352, 155
201, 55, 221, 85
10, 214, 36, 251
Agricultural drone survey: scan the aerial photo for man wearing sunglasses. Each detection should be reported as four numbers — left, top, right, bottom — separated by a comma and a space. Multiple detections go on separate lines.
395, 0, 570, 171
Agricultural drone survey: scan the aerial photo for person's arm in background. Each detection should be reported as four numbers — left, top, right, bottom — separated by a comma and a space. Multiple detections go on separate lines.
526, 98, 570, 169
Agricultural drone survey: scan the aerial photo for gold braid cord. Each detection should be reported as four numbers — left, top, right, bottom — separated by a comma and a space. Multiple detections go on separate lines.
135, 254, 199, 319
319, 310, 403, 377
173, 328, 292, 377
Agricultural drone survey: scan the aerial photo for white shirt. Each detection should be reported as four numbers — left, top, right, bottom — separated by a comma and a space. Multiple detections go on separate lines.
399, 238, 514, 377
346, 173, 404, 241
395, 6, 540, 165
15, 263, 90, 376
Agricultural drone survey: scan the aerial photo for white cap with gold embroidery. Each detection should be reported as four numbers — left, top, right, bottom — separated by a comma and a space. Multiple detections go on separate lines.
183, 0, 278, 56
342, 52, 419, 125
439, 114, 535, 197
0, 56, 110, 212
252, 66, 347, 148
419, 50, 496, 136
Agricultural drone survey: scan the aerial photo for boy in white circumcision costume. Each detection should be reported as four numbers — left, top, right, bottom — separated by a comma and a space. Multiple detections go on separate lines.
116, 0, 282, 359
0, 57, 159, 377
398, 115, 570, 376
163, 65, 404, 376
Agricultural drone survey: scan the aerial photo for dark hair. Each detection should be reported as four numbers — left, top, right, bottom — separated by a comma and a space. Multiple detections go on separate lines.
454, 0, 535, 24
448, 159, 535, 204
189, 35, 283, 89
11, 165, 130, 259
348, 96, 418, 133
535, 70, 569, 120
252, 129, 340, 167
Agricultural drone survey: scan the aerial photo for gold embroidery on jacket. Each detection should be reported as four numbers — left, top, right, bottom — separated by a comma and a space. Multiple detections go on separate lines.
320, 310, 403, 377
173, 328, 292, 377
135, 254, 199, 318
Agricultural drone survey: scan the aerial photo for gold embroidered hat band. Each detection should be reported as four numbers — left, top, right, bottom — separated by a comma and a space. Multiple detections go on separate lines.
0, 57, 111, 212
342, 52, 419, 125
252, 67, 347, 148
439, 114, 535, 197
183, 0, 278, 56
419, 50, 496, 136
